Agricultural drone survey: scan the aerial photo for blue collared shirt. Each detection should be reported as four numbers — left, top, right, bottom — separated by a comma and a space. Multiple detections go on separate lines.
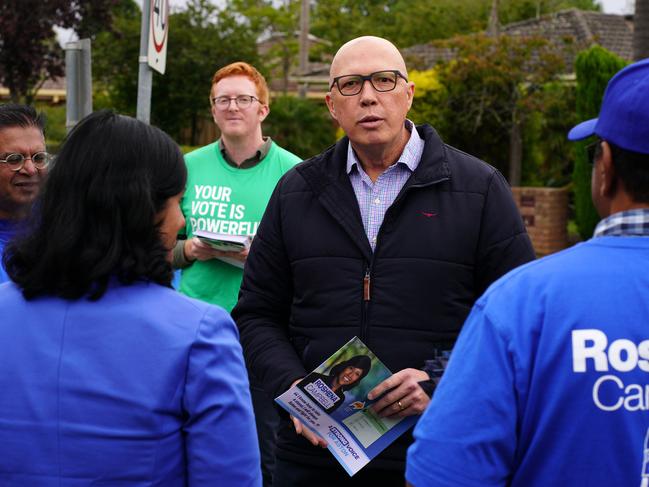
593, 208, 649, 237
346, 120, 425, 250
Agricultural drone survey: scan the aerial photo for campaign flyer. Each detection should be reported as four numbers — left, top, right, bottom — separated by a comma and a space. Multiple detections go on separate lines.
275, 336, 417, 476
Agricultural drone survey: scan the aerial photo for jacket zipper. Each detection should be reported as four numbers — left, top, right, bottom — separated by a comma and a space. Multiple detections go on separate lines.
361, 265, 371, 342
359, 176, 450, 344
363, 268, 371, 301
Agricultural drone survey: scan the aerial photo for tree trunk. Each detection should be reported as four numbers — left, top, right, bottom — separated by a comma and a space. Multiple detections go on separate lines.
488, 0, 500, 37
634, 0, 649, 60
509, 118, 522, 186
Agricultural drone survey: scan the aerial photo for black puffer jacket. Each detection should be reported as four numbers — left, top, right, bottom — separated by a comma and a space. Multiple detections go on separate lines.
233, 124, 535, 471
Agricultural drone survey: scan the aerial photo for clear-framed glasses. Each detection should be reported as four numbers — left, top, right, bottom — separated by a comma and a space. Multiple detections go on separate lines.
330, 70, 408, 96
0, 151, 51, 172
212, 95, 260, 110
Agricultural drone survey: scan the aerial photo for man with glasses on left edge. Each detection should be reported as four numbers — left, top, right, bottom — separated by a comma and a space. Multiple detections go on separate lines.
0, 104, 49, 284
172, 61, 301, 487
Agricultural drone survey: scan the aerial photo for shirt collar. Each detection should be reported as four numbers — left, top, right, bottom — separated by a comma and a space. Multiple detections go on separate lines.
593, 208, 649, 237
346, 120, 423, 175
219, 136, 272, 169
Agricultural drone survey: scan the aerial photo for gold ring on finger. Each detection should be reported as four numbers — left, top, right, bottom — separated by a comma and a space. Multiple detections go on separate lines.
398, 400, 404, 410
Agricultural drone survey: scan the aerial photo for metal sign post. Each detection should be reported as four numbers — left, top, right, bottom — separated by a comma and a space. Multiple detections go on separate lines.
136, 0, 169, 123
65, 39, 92, 133
136, 0, 152, 123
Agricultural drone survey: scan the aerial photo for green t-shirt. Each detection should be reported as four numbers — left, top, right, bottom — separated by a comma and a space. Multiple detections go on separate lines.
179, 141, 301, 311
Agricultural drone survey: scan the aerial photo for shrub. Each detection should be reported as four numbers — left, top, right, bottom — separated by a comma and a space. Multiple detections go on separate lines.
263, 96, 337, 160
572, 46, 627, 239
415, 33, 566, 182
521, 81, 577, 187
408, 69, 446, 128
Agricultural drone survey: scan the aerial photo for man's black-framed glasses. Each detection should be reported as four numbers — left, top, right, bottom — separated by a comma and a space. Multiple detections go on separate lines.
330, 70, 408, 96
586, 139, 602, 165
0, 152, 51, 172
212, 95, 259, 110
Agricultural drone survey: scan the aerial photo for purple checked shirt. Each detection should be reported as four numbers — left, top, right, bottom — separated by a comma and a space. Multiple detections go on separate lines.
347, 120, 425, 250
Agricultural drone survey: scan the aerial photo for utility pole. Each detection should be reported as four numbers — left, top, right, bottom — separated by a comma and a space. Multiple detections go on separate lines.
137, 0, 152, 123
298, 0, 310, 98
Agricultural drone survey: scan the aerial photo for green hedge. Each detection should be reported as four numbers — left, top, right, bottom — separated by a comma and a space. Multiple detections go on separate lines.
572, 46, 627, 239
263, 96, 337, 160
34, 103, 66, 153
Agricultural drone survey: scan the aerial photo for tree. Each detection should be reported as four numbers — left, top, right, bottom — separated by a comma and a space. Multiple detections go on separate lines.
520, 81, 577, 187
92, 0, 141, 116
496, 0, 600, 24
308, 0, 600, 53
634, 0, 649, 60
263, 96, 336, 158
407, 69, 446, 127
310, 0, 490, 48
0, 0, 116, 103
228, 0, 302, 94
93, 0, 259, 144
572, 46, 627, 239
425, 33, 566, 184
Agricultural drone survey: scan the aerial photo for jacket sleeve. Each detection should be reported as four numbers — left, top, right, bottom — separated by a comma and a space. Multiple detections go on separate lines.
474, 170, 535, 296
231, 178, 308, 400
417, 170, 533, 397
183, 306, 262, 487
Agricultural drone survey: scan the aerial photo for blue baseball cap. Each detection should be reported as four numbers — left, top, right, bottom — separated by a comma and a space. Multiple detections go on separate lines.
568, 58, 649, 155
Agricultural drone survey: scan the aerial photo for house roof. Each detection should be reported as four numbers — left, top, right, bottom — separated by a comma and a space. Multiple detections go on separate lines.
400, 45, 457, 71
402, 8, 634, 71
257, 31, 331, 46
0, 77, 66, 103
503, 8, 633, 62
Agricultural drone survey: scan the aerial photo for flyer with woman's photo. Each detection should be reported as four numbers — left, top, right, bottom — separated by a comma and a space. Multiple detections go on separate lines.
275, 336, 417, 476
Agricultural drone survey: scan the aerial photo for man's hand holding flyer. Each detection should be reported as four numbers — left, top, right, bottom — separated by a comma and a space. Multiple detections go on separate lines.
275, 337, 418, 476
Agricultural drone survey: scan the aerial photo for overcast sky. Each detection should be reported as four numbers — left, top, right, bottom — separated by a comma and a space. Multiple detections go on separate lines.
599, 0, 635, 14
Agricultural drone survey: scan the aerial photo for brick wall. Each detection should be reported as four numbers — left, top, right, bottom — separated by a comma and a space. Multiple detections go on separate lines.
511, 186, 569, 256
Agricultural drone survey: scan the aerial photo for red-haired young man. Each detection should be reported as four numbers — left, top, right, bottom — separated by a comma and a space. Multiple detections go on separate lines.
172, 62, 301, 487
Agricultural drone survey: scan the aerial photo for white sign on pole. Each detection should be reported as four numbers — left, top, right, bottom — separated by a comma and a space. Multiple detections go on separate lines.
148, 0, 169, 74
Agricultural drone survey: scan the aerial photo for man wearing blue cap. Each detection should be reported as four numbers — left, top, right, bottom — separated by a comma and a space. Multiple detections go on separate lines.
405, 58, 649, 487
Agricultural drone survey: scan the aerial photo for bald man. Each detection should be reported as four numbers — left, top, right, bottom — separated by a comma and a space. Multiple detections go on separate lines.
233, 36, 535, 486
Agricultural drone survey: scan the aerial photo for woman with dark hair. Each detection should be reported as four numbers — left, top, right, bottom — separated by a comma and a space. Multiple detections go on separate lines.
0, 111, 261, 486
298, 355, 372, 413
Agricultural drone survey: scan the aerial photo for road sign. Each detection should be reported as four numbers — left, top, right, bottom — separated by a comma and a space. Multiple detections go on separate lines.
148, 0, 169, 74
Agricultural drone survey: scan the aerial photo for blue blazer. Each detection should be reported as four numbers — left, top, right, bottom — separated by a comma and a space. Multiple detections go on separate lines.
0, 280, 261, 486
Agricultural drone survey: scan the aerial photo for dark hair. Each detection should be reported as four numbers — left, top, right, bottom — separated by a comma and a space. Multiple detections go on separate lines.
606, 142, 649, 203
3, 110, 187, 300
329, 355, 372, 391
0, 103, 45, 134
